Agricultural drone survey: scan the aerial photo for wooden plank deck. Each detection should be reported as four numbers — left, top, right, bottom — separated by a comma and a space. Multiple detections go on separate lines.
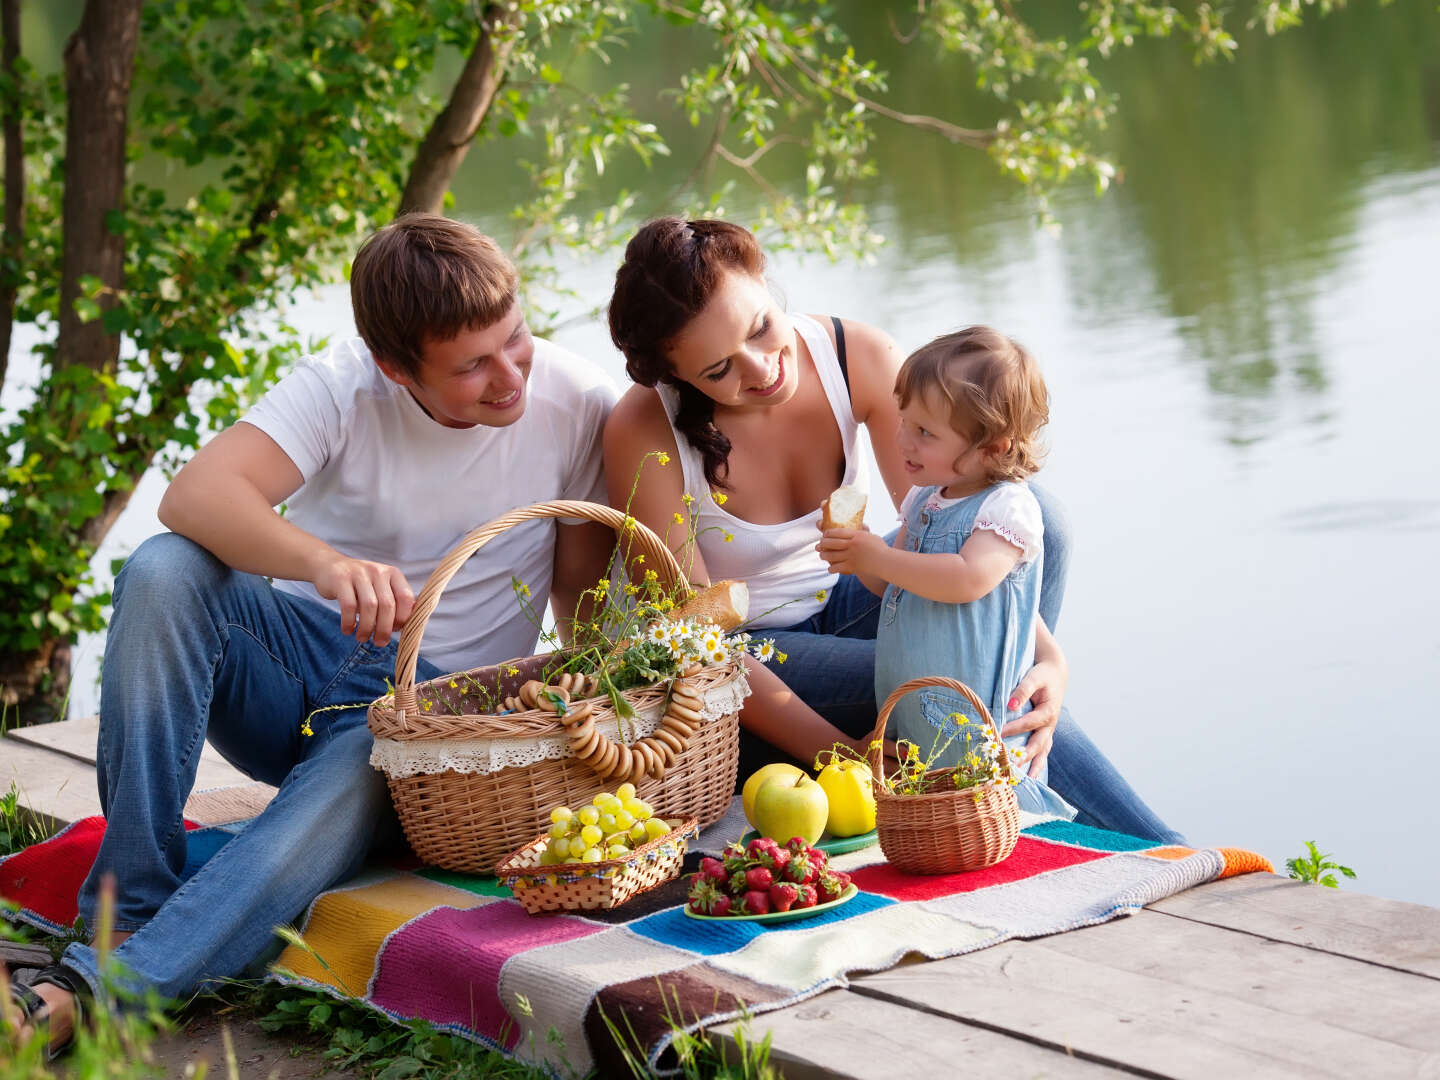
7, 718, 1439, 1078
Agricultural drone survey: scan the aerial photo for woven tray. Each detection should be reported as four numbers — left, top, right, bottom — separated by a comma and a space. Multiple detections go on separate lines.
496, 817, 698, 914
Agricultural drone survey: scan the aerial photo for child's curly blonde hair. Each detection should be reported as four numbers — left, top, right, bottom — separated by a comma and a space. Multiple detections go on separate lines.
895, 326, 1049, 484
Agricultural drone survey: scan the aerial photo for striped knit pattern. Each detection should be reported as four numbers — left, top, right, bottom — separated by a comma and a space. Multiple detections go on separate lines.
1, 805, 1273, 1076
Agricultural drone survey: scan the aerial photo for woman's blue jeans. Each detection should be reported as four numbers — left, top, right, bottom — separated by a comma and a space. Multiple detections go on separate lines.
757, 484, 1184, 845
63, 533, 440, 1002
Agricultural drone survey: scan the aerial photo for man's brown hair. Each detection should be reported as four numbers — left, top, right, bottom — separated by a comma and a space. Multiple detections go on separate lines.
895, 326, 1050, 484
351, 213, 518, 379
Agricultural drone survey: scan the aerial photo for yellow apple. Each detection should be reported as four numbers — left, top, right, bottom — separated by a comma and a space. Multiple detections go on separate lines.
742, 762, 806, 827
816, 758, 877, 837
753, 773, 829, 846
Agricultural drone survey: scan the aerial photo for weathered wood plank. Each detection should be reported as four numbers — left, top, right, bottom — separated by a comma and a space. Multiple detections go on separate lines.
7, 715, 256, 794
710, 987, 1127, 1080
1, 736, 102, 827
850, 910, 1440, 1079
1150, 873, 1440, 980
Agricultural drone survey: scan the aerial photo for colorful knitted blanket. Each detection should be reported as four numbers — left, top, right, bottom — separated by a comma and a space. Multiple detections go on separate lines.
0, 807, 1271, 1076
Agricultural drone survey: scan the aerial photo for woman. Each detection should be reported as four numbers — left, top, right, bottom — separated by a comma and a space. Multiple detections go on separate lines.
604, 217, 1179, 842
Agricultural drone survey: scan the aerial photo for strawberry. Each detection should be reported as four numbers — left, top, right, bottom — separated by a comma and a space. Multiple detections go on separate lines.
742, 889, 771, 915
783, 850, 818, 884
807, 846, 828, 872
727, 868, 749, 895
721, 842, 749, 874
698, 856, 728, 884
768, 882, 798, 913
746, 837, 776, 861
756, 845, 791, 874
815, 872, 846, 904
710, 894, 733, 917
744, 866, 774, 891
687, 879, 719, 913
795, 884, 818, 909
785, 836, 810, 854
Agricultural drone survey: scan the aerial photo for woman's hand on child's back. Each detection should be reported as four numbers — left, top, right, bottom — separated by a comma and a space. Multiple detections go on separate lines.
1002, 656, 1068, 777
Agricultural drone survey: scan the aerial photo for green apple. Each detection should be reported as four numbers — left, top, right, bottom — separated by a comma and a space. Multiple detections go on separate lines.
742, 762, 806, 827
753, 773, 829, 846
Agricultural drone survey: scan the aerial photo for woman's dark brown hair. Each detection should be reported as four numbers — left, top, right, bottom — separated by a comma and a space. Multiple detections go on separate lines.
608, 217, 766, 488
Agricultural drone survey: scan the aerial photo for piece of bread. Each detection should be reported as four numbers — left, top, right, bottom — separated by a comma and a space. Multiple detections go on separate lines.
822, 484, 867, 531
673, 579, 750, 630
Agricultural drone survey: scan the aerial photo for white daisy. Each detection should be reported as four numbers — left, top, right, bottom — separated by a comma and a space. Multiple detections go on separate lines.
754, 641, 775, 662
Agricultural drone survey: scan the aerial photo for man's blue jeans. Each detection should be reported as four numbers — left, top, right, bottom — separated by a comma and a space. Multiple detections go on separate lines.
63, 533, 440, 1001
759, 485, 1185, 846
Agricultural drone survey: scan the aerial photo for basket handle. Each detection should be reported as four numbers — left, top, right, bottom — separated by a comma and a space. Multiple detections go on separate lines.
866, 675, 1013, 779
392, 500, 692, 717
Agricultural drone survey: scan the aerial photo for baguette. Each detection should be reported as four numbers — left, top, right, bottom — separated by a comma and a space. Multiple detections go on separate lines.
822, 484, 867, 531
673, 579, 749, 631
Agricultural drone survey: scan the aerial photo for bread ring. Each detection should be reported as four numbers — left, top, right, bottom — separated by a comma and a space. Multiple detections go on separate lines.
664, 701, 703, 725
571, 727, 602, 762
652, 727, 686, 756
611, 743, 632, 782
627, 748, 650, 786
561, 701, 594, 728
518, 680, 545, 708
670, 677, 697, 699
594, 739, 619, 776
681, 662, 703, 677
502, 695, 523, 713
641, 740, 665, 776
661, 715, 696, 740
569, 718, 598, 753
647, 735, 677, 768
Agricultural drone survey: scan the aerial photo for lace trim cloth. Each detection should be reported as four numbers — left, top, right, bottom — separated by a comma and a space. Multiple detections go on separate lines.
370, 668, 751, 778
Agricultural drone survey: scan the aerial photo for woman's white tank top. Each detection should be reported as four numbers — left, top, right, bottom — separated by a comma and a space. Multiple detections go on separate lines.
655, 313, 862, 628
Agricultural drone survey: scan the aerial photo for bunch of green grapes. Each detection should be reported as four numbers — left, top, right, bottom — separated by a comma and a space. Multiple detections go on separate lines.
539, 782, 672, 865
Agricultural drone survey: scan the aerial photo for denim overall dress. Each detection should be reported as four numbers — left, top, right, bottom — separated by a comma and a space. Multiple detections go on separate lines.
874, 482, 1075, 819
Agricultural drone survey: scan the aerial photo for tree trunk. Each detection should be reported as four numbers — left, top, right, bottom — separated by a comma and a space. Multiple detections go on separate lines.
398, 4, 522, 216
0, 0, 142, 718
53, 0, 142, 376
0, 0, 22, 396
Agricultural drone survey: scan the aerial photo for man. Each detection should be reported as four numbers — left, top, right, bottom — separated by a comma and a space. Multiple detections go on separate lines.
10, 214, 617, 1052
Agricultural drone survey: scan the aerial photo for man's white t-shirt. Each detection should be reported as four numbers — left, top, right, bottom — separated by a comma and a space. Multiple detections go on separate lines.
240, 336, 617, 673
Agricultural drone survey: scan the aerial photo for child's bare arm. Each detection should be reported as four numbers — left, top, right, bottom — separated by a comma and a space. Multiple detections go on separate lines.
820, 525, 1021, 604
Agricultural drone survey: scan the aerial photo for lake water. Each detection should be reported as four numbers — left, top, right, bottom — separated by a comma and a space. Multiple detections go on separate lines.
8, 3, 1440, 904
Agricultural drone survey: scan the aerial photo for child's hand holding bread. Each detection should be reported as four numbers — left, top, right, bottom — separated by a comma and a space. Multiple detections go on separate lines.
816, 484, 889, 578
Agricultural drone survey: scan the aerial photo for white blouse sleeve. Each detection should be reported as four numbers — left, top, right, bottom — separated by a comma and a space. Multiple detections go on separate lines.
973, 484, 1044, 564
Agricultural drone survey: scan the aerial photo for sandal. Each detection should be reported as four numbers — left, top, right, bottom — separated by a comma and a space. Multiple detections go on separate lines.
5, 965, 89, 1061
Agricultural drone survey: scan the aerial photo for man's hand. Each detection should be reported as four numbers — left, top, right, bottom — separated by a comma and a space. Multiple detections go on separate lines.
311, 555, 415, 647
816, 526, 888, 577
1002, 657, 1068, 777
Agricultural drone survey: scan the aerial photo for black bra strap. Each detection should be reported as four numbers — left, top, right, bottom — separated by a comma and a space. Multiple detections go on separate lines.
831, 315, 850, 395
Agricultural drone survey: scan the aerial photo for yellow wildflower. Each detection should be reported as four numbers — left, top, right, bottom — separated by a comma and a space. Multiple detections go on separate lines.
644, 569, 659, 583
814, 589, 827, 602
624, 584, 639, 596
658, 599, 674, 611
681, 493, 694, 506
672, 512, 684, 525
505, 665, 520, 676
656, 451, 671, 466
776, 650, 788, 664
448, 680, 458, 688
723, 532, 734, 542
712, 492, 728, 505
622, 516, 637, 533
634, 555, 644, 565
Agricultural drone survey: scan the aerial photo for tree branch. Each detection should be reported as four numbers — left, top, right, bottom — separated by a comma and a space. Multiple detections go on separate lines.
399, 3, 524, 216
772, 37, 996, 149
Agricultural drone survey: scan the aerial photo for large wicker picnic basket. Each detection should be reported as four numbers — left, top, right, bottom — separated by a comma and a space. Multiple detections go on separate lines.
367, 501, 747, 874
867, 676, 1020, 874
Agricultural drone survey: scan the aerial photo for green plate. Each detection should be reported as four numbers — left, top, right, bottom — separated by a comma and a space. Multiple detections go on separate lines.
683, 883, 859, 924
738, 829, 878, 856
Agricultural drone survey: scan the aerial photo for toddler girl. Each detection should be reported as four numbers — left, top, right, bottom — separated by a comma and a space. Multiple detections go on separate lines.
818, 326, 1074, 818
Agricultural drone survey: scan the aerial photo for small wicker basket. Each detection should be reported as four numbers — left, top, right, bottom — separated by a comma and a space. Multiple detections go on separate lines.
367, 501, 745, 874
495, 817, 698, 914
867, 676, 1021, 874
